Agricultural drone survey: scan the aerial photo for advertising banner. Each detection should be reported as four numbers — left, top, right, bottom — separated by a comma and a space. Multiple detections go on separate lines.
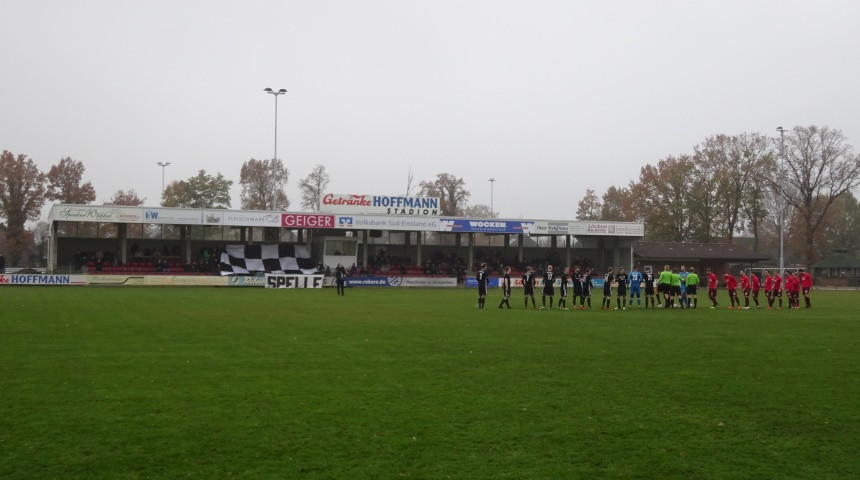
281, 213, 335, 228
0, 274, 88, 286
265, 274, 325, 288
530, 221, 645, 236
343, 276, 457, 287
321, 194, 441, 216
142, 208, 204, 225
222, 211, 282, 227
227, 276, 269, 287
441, 219, 533, 234
335, 215, 443, 232
50, 206, 144, 223
571, 222, 645, 236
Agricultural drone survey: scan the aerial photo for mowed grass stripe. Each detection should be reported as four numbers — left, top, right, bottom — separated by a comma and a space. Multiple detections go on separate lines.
0, 288, 857, 479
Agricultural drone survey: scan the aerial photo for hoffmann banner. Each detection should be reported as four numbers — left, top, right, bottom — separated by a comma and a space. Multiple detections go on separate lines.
320, 194, 441, 216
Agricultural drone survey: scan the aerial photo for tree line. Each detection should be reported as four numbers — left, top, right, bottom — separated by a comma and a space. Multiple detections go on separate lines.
575, 125, 860, 266
0, 151, 486, 266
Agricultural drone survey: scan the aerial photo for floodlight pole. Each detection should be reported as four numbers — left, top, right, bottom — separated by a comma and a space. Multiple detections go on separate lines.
488, 177, 496, 247
776, 126, 786, 278
157, 162, 171, 205
265, 87, 287, 210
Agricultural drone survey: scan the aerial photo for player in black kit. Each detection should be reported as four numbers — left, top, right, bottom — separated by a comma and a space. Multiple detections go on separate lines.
498, 266, 512, 309
335, 263, 346, 296
558, 267, 569, 309
643, 267, 656, 308
571, 266, 583, 309
541, 265, 556, 309
476, 262, 489, 309
602, 267, 614, 309
522, 266, 537, 309
615, 267, 628, 310
582, 267, 594, 309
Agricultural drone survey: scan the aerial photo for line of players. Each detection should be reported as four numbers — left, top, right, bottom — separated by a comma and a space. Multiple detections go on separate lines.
475, 262, 813, 310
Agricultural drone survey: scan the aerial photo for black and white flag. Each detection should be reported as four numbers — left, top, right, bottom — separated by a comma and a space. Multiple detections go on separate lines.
219, 244, 317, 276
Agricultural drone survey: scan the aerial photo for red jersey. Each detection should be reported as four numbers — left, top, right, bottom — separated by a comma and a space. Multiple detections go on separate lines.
752, 275, 761, 292
725, 274, 737, 290
801, 273, 812, 289
764, 275, 773, 291
708, 273, 718, 289
740, 275, 751, 291
787, 276, 800, 292
773, 275, 783, 291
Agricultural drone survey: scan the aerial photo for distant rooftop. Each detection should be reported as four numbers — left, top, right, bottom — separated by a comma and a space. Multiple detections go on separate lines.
633, 242, 770, 261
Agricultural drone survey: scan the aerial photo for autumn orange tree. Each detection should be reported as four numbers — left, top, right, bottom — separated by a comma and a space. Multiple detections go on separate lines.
45, 157, 96, 204
0, 151, 46, 266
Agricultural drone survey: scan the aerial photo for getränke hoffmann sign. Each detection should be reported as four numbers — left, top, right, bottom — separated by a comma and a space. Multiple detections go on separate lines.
320, 193, 440, 216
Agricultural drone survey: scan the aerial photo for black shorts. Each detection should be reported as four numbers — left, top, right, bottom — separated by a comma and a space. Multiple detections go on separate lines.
728, 288, 737, 297
743, 288, 751, 297
573, 285, 583, 296
709, 288, 717, 297
671, 286, 681, 296
559, 285, 567, 297
774, 289, 782, 297
686, 285, 697, 295
644, 285, 655, 295
603, 284, 612, 296
543, 285, 554, 296
658, 283, 669, 294
802, 287, 810, 295
524, 286, 534, 296
617, 286, 627, 296
753, 289, 760, 297
478, 285, 487, 296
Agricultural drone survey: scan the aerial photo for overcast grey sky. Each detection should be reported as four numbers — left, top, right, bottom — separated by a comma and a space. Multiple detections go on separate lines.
3, 0, 858, 221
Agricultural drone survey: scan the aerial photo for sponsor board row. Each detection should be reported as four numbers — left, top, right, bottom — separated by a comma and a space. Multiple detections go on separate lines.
49, 205, 644, 236
1, 274, 458, 288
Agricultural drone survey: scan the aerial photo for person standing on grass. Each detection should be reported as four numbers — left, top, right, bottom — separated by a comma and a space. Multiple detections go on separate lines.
583, 267, 594, 309
787, 271, 801, 309
685, 267, 699, 308
751, 271, 761, 308
678, 265, 689, 310
602, 267, 614, 310
643, 267, 657, 308
669, 268, 682, 308
658, 265, 673, 307
799, 269, 813, 308
724, 272, 739, 309
541, 264, 556, 309
773, 271, 784, 309
498, 266, 512, 309
335, 263, 347, 296
740, 270, 752, 309
558, 267, 570, 309
476, 262, 489, 309
522, 266, 537, 309
764, 270, 775, 308
615, 267, 628, 310
628, 265, 643, 308
707, 268, 719, 308
571, 265, 583, 309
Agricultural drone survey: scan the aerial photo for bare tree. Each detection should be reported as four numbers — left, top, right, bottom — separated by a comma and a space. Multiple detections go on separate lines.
463, 204, 497, 218
299, 164, 330, 212
575, 189, 601, 220
419, 173, 470, 216
406, 168, 415, 196
775, 125, 860, 264
105, 189, 146, 206
46, 157, 96, 204
239, 158, 289, 210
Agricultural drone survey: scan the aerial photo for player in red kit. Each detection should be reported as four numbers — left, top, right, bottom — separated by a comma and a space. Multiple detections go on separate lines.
799, 268, 813, 308
739, 270, 751, 309
751, 271, 761, 308
764, 270, 774, 308
724, 272, 739, 309
773, 272, 783, 309
786, 272, 800, 309
706, 268, 719, 308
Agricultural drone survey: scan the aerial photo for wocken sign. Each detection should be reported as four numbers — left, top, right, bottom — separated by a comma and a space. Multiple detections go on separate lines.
320, 194, 441, 216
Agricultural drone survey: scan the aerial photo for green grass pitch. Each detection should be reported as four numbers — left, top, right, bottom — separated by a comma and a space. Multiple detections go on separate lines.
1, 287, 857, 479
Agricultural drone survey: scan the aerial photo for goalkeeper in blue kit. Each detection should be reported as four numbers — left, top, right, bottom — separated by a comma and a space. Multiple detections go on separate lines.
628, 265, 643, 307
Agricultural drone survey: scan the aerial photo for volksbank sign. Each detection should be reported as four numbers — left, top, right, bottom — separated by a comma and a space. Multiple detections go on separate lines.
321, 194, 440, 216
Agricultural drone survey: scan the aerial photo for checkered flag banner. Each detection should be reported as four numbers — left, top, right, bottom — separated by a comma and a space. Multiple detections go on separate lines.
219, 244, 317, 276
